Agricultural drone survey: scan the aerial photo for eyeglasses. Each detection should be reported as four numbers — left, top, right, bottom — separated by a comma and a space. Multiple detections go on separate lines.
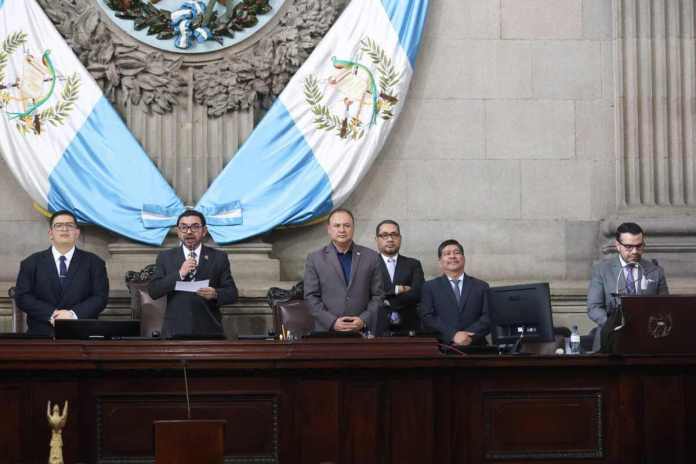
52, 223, 77, 231
177, 224, 203, 233
618, 240, 645, 251
377, 232, 400, 240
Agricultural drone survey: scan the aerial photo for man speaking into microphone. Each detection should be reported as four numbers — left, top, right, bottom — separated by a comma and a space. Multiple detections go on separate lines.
587, 222, 669, 350
149, 210, 238, 338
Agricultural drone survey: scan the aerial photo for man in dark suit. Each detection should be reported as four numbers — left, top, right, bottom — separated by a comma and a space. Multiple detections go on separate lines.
15, 210, 109, 336
148, 210, 238, 338
419, 239, 490, 345
304, 208, 385, 333
374, 219, 424, 335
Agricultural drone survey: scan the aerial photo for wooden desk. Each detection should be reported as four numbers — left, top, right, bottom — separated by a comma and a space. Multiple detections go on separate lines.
0, 338, 694, 464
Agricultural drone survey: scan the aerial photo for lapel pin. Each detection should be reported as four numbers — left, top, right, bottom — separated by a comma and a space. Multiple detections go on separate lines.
204, 255, 209, 260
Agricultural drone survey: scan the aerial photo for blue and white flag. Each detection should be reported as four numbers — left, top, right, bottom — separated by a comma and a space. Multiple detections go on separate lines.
197, 0, 429, 243
0, 0, 183, 245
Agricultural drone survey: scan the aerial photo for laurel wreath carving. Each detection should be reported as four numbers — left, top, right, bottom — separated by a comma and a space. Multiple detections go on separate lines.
37, 73, 81, 127
304, 74, 365, 140
0, 31, 28, 86
34, 0, 345, 117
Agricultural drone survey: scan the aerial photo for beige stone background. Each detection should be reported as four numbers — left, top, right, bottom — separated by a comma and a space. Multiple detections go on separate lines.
1, 0, 694, 335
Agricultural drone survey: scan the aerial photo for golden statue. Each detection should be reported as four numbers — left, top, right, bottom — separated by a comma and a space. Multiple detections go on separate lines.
47, 401, 69, 464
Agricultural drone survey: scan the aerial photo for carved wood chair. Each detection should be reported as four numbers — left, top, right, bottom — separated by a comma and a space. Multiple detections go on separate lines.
125, 265, 166, 337
8, 287, 27, 334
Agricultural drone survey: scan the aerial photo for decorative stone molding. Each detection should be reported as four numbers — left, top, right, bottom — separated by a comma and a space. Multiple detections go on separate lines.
37, 0, 346, 116
38, 0, 187, 115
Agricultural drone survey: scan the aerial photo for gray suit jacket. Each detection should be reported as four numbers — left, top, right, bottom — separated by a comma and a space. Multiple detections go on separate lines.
303, 243, 385, 331
587, 255, 669, 327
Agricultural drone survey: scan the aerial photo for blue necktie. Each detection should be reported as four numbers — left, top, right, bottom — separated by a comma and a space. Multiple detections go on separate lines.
59, 256, 68, 288
450, 279, 461, 304
625, 264, 636, 294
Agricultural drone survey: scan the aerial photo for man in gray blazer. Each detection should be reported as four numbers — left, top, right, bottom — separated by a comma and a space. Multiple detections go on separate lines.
587, 222, 669, 349
304, 208, 385, 333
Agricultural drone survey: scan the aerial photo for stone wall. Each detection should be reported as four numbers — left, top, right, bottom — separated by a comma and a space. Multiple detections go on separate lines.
272, 0, 615, 284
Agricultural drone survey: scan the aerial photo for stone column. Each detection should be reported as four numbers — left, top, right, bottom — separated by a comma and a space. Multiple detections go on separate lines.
614, 0, 696, 208
608, 0, 696, 277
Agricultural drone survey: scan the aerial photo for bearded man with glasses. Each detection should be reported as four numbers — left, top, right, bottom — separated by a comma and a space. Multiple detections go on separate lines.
149, 210, 237, 338
587, 222, 669, 351
15, 210, 108, 336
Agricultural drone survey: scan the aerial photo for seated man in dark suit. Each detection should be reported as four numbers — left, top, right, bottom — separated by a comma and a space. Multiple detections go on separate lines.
419, 239, 490, 346
374, 219, 424, 335
15, 210, 109, 336
148, 210, 237, 338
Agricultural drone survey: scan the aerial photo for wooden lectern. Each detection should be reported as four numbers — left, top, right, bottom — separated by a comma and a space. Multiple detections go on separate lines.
615, 295, 696, 354
154, 420, 226, 464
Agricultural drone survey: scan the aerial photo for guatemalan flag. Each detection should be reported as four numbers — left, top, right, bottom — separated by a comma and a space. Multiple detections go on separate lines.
197, 0, 429, 243
0, 0, 183, 245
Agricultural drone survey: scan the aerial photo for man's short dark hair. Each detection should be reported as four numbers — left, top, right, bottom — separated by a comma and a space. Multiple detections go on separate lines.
49, 210, 78, 228
327, 208, 354, 224
375, 219, 400, 236
615, 222, 644, 240
437, 239, 464, 259
177, 209, 206, 227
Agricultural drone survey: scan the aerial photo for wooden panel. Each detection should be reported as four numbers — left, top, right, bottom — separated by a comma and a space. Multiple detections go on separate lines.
0, 386, 22, 464
154, 420, 225, 464
686, 373, 696, 459
483, 390, 603, 460
97, 394, 278, 463
642, 374, 686, 463
343, 382, 382, 464
296, 379, 339, 464
389, 377, 435, 464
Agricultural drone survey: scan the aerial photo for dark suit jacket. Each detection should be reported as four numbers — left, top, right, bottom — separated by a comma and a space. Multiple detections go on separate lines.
304, 243, 385, 332
378, 254, 425, 333
418, 274, 490, 343
15, 248, 109, 336
148, 245, 237, 338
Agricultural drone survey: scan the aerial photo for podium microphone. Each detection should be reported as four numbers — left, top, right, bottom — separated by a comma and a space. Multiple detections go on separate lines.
181, 360, 191, 420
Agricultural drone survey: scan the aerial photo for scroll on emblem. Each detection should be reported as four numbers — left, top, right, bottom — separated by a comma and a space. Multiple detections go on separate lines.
47, 400, 69, 464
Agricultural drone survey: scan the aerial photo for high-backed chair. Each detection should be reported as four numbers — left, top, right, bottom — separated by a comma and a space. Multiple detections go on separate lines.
267, 282, 313, 339
272, 299, 314, 339
8, 287, 27, 334
125, 265, 166, 337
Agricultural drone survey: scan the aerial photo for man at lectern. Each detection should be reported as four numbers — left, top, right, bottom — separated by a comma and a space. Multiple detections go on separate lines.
148, 210, 237, 338
15, 210, 109, 336
587, 222, 669, 350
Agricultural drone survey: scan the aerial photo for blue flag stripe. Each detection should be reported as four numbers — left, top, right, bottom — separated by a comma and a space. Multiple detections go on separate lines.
201, 100, 333, 244
47, 97, 183, 245
381, 0, 429, 67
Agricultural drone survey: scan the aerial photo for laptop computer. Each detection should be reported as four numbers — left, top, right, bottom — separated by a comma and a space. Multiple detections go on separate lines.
614, 295, 696, 355
54, 319, 140, 340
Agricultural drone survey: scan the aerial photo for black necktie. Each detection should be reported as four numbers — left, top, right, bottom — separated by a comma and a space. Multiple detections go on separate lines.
59, 256, 68, 288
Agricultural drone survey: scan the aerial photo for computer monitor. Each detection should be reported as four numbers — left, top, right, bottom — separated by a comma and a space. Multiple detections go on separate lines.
488, 282, 555, 346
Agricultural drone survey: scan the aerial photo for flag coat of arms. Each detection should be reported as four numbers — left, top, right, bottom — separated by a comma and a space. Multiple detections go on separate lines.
0, 0, 183, 245
197, 0, 429, 243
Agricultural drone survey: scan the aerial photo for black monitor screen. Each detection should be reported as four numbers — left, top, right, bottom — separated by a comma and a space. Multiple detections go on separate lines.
488, 282, 554, 345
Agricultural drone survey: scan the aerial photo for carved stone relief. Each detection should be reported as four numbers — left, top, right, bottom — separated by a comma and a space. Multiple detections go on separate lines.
35, 0, 346, 204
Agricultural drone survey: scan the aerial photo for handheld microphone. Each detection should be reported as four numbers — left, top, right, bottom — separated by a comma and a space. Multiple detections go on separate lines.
181, 360, 191, 420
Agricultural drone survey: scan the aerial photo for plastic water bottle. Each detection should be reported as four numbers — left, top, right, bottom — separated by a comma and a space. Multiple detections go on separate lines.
569, 325, 581, 354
